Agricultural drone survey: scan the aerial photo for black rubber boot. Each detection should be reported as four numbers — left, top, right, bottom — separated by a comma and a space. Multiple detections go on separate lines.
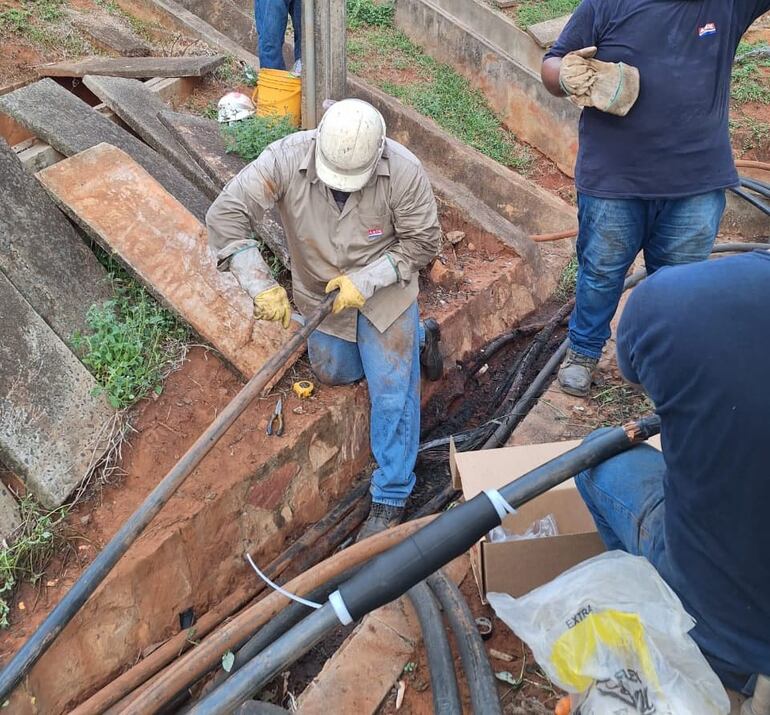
356, 503, 405, 542
420, 318, 443, 382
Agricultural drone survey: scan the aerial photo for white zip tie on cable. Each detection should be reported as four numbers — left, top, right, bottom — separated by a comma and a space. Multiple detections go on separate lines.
329, 589, 353, 625
245, 553, 322, 610
483, 489, 517, 522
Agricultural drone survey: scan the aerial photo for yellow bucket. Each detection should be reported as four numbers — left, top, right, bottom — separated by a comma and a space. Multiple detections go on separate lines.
253, 68, 301, 128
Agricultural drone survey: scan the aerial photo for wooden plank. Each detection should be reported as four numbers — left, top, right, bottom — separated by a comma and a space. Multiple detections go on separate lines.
0, 78, 210, 220
37, 54, 225, 78
37, 143, 297, 380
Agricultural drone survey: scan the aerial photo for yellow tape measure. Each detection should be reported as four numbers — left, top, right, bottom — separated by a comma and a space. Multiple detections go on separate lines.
292, 380, 314, 399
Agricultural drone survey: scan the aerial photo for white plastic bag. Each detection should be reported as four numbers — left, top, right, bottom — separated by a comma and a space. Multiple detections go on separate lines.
488, 551, 729, 715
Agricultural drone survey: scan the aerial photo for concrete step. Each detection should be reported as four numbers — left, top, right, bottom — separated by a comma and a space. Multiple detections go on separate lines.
0, 78, 210, 221
0, 272, 114, 509
0, 138, 110, 349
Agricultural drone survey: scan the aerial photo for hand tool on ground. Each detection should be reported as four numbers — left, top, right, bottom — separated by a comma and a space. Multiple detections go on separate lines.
292, 380, 314, 398
0, 290, 338, 702
266, 398, 284, 436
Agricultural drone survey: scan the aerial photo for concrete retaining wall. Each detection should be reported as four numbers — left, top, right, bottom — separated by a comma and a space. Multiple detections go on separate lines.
349, 76, 576, 237
394, 0, 579, 176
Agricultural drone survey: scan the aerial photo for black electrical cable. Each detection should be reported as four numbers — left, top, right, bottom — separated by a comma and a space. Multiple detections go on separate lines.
187, 415, 662, 715
407, 581, 462, 715
740, 176, 770, 200
730, 186, 770, 217
427, 571, 502, 715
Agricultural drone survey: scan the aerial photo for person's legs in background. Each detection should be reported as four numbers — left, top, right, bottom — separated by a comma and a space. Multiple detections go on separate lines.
255, 0, 290, 70
560, 195, 647, 397
643, 190, 725, 274
574, 428, 667, 562
288, 0, 301, 70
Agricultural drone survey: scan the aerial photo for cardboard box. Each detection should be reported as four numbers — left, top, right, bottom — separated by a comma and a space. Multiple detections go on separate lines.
451, 436, 661, 600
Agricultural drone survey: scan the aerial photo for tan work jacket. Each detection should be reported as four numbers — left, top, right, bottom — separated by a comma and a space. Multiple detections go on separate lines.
206, 130, 441, 340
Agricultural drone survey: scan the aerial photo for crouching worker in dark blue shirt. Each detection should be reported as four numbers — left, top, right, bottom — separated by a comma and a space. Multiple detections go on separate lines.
574, 251, 770, 694
542, 0, 770, 397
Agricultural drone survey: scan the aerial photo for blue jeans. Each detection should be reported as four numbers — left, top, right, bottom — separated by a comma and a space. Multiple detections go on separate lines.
255, 0, 301, 70
307, 303, 422, 508
575, 428, 755, 695
570, 191, 725, 359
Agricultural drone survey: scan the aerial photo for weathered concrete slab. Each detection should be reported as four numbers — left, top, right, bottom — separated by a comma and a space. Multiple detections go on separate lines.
82, 75, 219, 199
174, 0, 256, 53
0, 272, 113, 509
158, 110, 292, 267
114, 0, 260, 67
0, 481, 22, 542
71, 13, 153, 56
527, 13, 572, 49
0, 138, 110, 347
0, 79, 210, 221
37, 143, 294, 379
350, 76, 576, 235
158, 110, 246, 186
14, 138, 63, 172
37, 54, 224, 78
394, 0, 579, 176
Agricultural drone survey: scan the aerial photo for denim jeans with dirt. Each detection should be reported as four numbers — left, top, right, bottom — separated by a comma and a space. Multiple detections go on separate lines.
254, 0, 301, 70
569, 191, 726, 359
307, 302, 422, 508
576, 428, 756, 695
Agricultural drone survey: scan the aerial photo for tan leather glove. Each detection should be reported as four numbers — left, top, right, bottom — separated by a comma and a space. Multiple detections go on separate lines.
560, 46, 640, 117
253, 285, 292, 328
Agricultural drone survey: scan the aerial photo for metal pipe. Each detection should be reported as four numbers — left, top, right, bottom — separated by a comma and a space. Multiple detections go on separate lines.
301, 0, 317, 128
0, 293, 337, 702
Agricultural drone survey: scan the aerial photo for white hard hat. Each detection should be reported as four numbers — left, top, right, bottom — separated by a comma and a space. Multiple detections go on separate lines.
217, 92, 255, 124
315, 98, 386, 192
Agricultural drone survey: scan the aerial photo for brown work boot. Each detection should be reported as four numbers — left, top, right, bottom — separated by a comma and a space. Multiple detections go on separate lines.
356, 503, 404, 542
558, 348, 599, 397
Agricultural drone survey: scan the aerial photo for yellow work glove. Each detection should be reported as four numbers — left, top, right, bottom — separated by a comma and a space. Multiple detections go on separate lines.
253, 285, 292, 329
325, 275, 366, 314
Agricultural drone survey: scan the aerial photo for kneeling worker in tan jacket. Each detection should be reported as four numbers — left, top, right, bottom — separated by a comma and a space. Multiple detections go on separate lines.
206, 98, 443, 538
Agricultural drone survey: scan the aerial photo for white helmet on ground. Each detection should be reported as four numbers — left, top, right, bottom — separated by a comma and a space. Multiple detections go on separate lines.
217, 92, 256, 124
315, 98, 386, 192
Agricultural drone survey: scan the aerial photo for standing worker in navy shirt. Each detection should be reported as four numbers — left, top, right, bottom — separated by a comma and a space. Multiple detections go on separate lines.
541, 0, 770, 397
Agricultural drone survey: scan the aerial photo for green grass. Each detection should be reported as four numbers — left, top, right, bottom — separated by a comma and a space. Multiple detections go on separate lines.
0, 496, 69, 629
556, 256, 577, 300
347, 4, 533, 172
731, 41, 770, 104
73, 260, 189, 410
729, 114, 770, 153
347, 0, 394, 28
0, 0, 89, 52
515, 0, 580, 29
221, 113, 298, 162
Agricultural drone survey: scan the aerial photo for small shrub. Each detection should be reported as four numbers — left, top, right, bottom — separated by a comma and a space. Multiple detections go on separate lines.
221, 114, 298, 162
